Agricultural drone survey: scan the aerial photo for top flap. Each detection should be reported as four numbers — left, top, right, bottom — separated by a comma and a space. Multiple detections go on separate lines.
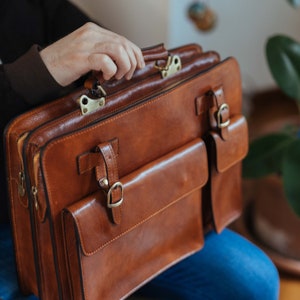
211, 115, 248, 173
64, 138, 208, 256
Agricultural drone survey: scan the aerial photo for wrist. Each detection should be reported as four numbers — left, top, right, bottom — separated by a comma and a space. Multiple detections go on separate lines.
4, 45, 63, 105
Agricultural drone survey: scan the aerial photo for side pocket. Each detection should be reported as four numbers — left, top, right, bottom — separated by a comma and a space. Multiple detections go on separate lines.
204, 115, 248, 233
62, 138, 208, 300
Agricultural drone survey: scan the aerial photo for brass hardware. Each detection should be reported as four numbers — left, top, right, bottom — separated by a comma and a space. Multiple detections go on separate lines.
31, 186, 39, 211
107, 181, 124, 208
79, 84, 106, 115
217, 103, 230, 128
18, 171, 26, 197
155, 55, 182, 78
99, 178, 109, 189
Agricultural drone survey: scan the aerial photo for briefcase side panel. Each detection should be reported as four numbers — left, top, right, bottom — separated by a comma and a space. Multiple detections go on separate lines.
3, 89, 84, 296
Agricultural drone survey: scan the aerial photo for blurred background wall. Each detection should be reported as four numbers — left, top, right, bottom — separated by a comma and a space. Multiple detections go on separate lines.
69, 0, 300, 95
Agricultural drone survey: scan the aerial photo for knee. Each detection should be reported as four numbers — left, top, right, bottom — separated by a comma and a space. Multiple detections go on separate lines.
233, 246, 280, 300
210, 230, 280, 299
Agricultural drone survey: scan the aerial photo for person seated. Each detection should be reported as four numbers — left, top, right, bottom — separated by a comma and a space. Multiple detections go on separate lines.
0, 1, 280, 299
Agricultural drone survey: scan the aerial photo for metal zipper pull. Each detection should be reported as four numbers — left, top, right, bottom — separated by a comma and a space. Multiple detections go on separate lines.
18, 171, 26, 197
31, 152, 47, 223
31, 152, 40, 212
17, 132, 29, 202
31, 186, 39, 211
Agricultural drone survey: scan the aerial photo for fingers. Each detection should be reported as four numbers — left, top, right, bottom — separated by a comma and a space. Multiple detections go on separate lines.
88, 53, 117, 80
87, 24, 145, 80
91, 40, 145, 81
121, 42, 145, 80
40, 23, 145, 86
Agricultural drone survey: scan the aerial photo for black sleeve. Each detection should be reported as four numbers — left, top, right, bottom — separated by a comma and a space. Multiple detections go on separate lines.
42, 0, 96, 43
0, 0, 96, 222
0, 44, 69, 223
3, 45, 64, 107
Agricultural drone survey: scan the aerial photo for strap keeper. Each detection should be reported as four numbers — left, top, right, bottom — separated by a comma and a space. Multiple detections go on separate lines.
95, 142, 122, 224
208, 87, 230, 140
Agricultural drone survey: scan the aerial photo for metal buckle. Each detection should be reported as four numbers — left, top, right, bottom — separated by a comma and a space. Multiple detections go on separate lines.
107, 181, 124, 208
155, 55, 182, 78
217, 103, 230, 128
79, 84, 106, 115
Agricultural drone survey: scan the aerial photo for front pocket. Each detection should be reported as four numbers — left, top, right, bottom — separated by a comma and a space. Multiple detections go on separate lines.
62, 138, 208, 300
204, 115, 248, 232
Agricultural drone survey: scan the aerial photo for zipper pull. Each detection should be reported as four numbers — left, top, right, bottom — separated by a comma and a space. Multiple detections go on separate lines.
18, 171, 26, 197
31, 152, 47, 222
31, 186, 39, 211
32, 152, 40, 212
17, 132, 29, 207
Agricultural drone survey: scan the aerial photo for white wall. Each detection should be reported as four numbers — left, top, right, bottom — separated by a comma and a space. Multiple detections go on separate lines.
168, 0, 300, 94
70, 0, 300, 93
69, 0, 169, 47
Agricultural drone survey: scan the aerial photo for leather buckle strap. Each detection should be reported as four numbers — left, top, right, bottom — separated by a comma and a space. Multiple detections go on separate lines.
208, 87, 230, 140
95, 142, 122, 224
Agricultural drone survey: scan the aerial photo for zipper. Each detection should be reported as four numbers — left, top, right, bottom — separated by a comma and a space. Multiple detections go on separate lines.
31, 186, 39, 211
27, 54, 217, 151
17, 132, 29, 205
18, 171, 26, 197
31, 152, 41, 214
30, 151, 48, 223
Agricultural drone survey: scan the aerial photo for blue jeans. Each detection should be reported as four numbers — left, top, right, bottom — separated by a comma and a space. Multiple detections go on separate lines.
0, 224, 279, 300
134, 229, 279, 299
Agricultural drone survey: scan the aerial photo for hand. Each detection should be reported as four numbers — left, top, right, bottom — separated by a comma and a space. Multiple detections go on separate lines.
40, 22, 145, 86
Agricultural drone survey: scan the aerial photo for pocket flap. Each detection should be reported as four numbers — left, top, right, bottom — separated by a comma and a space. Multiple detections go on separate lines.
64, 138, 208, 256
211, 115, 248, 173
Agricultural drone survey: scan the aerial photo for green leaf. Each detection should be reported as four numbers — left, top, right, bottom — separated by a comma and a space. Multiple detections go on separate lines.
266, 35, 300, 102
287, 0, 300, 8
243, 133, 295, 178
282, 139, 300, 216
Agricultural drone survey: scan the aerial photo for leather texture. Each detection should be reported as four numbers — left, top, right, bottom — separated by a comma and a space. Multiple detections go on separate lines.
5, 43, 248, 300
63, 139, 207, 299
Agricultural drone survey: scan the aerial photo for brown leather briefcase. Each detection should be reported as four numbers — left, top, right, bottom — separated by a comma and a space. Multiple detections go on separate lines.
5, 43, 248, 300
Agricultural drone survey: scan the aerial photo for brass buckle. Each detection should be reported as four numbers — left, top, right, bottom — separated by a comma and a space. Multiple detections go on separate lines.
79, 84, 106, 115
107, 181, 124, 208
217, 103, 230, 128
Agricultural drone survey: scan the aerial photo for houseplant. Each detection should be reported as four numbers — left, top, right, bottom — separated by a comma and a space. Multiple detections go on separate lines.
242, 0, 300, 217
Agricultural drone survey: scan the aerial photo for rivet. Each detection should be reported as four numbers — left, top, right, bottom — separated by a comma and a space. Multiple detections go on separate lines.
99, 178, 109, 188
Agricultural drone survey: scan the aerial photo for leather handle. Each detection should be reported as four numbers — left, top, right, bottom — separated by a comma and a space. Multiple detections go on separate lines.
142, 43, 169, 62
83, 44, 169, 94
